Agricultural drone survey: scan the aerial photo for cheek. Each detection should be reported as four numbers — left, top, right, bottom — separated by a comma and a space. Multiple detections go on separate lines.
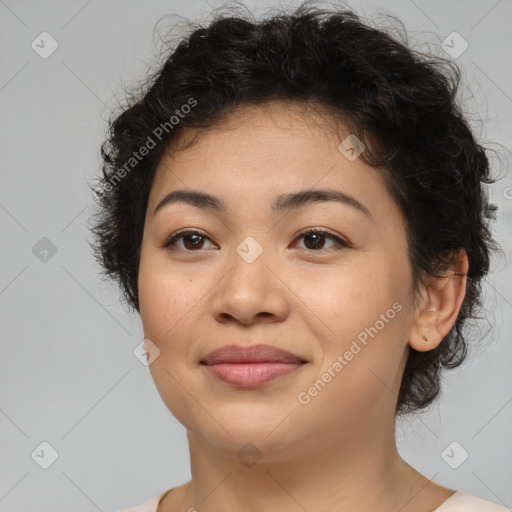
296, 291, 408, 434
138, 259, 209, 427
289, 260, 403, 338
293, 259, 410, 386
138, 256, 205, 349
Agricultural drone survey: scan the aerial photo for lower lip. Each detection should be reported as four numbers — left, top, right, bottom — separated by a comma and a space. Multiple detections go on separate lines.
204, 362, 304, 387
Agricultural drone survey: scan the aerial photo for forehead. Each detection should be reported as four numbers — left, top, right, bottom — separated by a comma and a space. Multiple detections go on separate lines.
153, 102, 341, 179
147, 101, 399, 225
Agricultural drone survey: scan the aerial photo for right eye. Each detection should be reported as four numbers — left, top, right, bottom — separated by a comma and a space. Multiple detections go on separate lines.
162, 229, 217, 251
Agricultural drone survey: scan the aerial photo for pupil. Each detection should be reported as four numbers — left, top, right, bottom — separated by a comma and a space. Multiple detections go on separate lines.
184, 234, 203, 250
306, 233, 324, 250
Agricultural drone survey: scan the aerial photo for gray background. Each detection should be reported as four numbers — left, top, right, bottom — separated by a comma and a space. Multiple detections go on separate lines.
0, 0, 511, 511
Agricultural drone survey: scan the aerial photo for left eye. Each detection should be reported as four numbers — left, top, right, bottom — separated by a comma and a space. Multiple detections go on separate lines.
293, 228, 348, 251
162, 228, 348, 252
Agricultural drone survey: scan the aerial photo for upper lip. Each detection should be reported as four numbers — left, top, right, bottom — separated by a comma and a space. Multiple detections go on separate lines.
201, 344, 306, 365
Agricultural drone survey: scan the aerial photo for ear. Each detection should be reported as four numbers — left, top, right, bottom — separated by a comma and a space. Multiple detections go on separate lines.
409, 249, 469, 352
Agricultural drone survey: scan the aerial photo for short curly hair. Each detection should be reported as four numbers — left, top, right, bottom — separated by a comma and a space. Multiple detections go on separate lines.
88, 1, 500, 416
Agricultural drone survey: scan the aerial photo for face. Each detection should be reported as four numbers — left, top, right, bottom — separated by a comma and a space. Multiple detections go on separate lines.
138, 101, 417, 460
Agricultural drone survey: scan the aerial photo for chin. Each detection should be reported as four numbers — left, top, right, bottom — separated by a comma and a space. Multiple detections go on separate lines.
186, 407, 306, 457
201, 430, 306, 465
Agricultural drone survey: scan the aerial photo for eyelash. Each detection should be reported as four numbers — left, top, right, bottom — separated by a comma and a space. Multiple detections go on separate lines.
161, 228, 349, 253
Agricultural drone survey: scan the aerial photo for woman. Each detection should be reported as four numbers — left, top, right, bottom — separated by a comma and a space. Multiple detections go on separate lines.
89, 2, 507, 511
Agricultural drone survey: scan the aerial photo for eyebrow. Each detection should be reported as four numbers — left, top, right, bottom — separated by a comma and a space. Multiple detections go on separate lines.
153, 188, 372, 218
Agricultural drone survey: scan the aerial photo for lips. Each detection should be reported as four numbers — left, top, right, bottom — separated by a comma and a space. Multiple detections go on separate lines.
202, 344, 305, 365
201, 344, 307, 387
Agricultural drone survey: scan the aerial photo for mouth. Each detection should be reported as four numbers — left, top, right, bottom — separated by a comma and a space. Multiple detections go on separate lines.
200, 344, 308, 388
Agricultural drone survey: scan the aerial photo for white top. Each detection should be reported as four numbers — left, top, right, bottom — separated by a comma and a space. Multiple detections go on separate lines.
116, 490, 510, 512
432, 491, 510, 511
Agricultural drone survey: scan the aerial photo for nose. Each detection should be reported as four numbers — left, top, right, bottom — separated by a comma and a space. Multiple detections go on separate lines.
209, 244, 290, 325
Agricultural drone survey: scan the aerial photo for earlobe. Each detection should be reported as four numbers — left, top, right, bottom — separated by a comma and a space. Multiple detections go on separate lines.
409, 249, 469, 352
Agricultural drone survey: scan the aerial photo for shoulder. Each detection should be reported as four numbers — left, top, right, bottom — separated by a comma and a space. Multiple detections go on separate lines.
435, 491, 510, 511
115, 488, 171, 512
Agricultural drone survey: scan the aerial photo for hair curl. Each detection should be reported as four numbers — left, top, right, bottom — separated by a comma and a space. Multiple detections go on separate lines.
88, 1, 500, 416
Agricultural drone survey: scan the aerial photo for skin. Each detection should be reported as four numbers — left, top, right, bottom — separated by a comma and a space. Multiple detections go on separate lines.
137, 100, 468, 512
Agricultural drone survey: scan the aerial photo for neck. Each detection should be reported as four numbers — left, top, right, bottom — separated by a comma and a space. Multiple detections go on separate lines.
180, 412, 422, 511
